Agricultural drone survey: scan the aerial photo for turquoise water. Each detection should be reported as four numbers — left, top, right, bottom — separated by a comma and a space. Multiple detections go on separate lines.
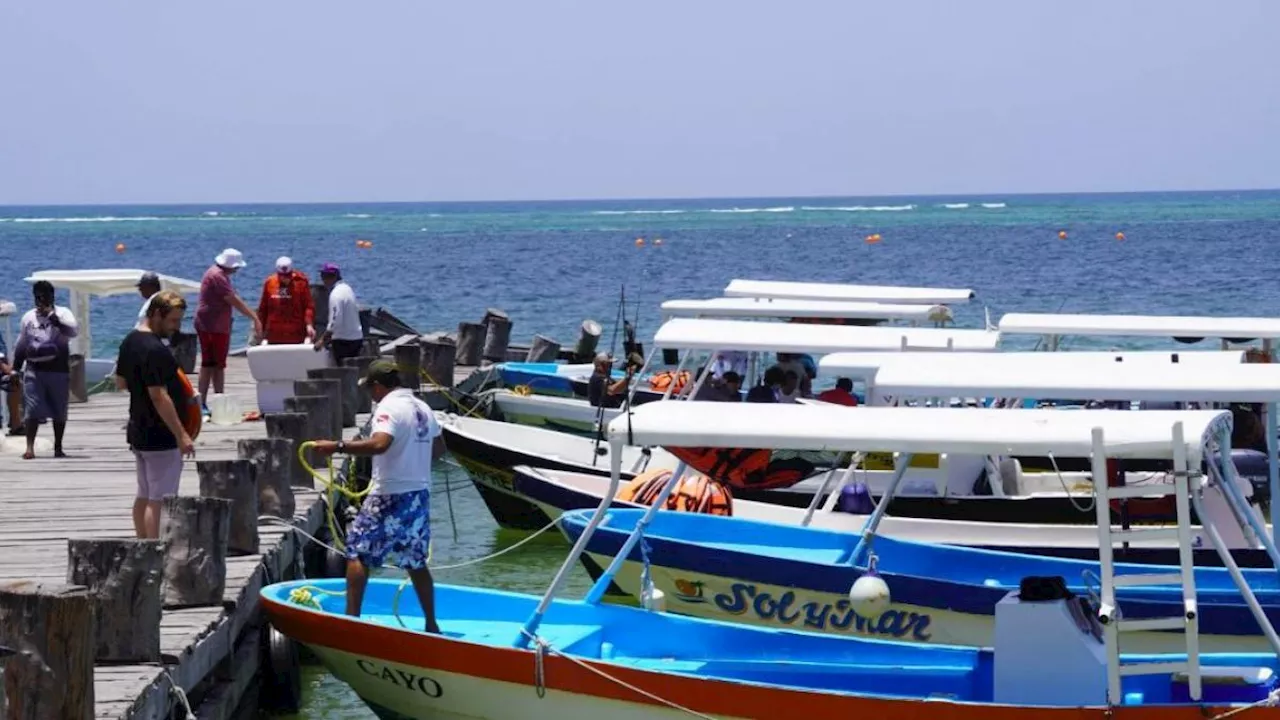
4, 190, 1280, 716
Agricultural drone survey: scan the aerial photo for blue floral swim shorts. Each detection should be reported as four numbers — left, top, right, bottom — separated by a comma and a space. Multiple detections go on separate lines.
344, 489, 431, 570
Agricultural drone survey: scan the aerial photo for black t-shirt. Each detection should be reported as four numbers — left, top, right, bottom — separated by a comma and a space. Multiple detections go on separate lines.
116, 330, 186, 451
587, 371, 622, 408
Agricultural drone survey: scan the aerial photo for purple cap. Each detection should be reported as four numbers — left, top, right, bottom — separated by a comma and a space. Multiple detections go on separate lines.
319, 262, 341, 276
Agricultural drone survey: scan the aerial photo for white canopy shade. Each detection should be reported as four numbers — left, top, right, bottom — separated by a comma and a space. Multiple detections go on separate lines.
865, 361, 1280, 404
606, 402, 1228, 464
659, 297, 951, 323
723, 279, 975, 305
24, 269, 202, 298
652, 318, 1000, 353
998, 312, 1280, 341
818, 349, 1250, 379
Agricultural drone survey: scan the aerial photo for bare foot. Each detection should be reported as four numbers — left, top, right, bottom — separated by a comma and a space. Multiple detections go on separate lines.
22, 450, 34, 460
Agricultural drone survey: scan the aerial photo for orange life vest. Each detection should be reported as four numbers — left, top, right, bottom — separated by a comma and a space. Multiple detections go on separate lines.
619, 468, 733, 516
648, 370, 691, 393
663, 446, 817, 491
177, 368, 203, 440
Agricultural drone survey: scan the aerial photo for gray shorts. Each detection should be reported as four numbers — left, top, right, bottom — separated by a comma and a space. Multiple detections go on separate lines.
23, 369, 69, 423
134, 449, 183, 501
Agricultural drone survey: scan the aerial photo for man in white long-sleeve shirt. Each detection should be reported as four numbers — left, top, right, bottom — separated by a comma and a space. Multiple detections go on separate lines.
313, 262, 363, 365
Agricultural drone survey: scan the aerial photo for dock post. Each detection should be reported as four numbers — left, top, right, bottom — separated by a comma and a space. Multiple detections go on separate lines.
343, 356, 375, 413
0, 582, 94, 720
421, 336, 457, 389
198, 459, 261, 555
295, 378, 343, 440
574, 319, 602, 361
394, 343, 422, 391
527, 334, 561, 362
361, 338, 382, 359
265, 412, 314, 489
238, 437, 297, 518
482, 309, 513, 364
456, 322, 485, 366
65, 539, 164, 662
158, 496, 232, 607
309, 366, 358, 428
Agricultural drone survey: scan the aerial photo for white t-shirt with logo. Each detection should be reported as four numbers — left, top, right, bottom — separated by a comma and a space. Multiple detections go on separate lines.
368, 388, 441, 496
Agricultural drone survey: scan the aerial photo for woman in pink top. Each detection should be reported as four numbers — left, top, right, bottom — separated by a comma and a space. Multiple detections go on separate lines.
194, 249, 261, 404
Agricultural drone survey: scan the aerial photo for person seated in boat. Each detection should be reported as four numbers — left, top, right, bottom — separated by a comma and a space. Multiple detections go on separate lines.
694, 369, 743, 402
778, 369, 802, 403
313, 359, 446, 633
817, 377, 859, 406
588, 352, 632, 408
746, 366, 785, 403
776, 353, 813, 397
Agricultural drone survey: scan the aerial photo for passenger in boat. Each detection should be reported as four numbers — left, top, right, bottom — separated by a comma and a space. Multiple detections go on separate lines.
257, 256, 316, 346
817, 377, 859, 406
195, 249, 261, 407
693, 369, 743, 401
588, 352, 632, 408
746, 366, 784, 403
12, 280, 78, 459
776, 353, 813, 397
313, 262, 364, 366
778, 369, 802, 403
313, 359, 446, 632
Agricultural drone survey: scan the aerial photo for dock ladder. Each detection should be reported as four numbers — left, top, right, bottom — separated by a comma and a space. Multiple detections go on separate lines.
1090, 424, 1202, 705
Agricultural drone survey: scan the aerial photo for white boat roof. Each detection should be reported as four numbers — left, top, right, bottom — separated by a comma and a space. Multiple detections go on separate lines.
867, 361, 1280, 403
998, 312, 1280, 341
818, 349, 1249, 379
660, 297, 950, 322
24, 269, 202, 298
723, 279, 975, 305
607, 403, 1227, 463
652, 318, 1001, 353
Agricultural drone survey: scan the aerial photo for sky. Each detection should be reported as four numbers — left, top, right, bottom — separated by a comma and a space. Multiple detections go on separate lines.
1, 1, 1278, 205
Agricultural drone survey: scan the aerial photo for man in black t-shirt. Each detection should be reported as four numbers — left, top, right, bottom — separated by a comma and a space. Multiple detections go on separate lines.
115, 290, 196, 539
587, 352, 631, 408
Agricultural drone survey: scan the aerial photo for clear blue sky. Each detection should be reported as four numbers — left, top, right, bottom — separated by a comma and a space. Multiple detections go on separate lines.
1, 1, 1277, 204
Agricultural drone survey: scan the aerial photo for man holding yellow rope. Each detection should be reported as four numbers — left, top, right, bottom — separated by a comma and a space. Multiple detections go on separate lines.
312, 359, 446, 633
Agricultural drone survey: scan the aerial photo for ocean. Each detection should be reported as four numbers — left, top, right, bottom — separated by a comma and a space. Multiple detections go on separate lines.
3, 189, 1280, 717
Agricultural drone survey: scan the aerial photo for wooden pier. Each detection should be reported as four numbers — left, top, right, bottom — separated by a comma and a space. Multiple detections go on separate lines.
0, 358, 337, 719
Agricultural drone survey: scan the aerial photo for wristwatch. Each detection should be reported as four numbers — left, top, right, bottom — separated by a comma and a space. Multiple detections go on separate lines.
337, 440, 346, 453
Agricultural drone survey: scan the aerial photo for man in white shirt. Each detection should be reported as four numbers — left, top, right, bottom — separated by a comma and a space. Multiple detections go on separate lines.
314, 359, 446, 632
312, 262, 363, 366
13, 280, 78, 459
135, 271, 162, 328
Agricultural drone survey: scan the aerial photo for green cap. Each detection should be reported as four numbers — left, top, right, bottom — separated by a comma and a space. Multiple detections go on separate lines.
360, 359, 401, 388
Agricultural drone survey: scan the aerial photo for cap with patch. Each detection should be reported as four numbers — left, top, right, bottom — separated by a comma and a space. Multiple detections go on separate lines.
137, 271, 161, 287
359, 358, 402, 388
319, 262, 341, 276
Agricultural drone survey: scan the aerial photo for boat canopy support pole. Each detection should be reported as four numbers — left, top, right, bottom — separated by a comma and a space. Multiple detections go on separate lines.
1213, 426, 1280, 569
623, 347, 660, 407
800, 467, 841, 527
1190, 486, 1280, 657
680, 351, 719, 400
584, 461, 690, 604
1269, 399, 1280, 551
515, 440, 631, 649
849, 452, 913, 566
816, 453, 867, 515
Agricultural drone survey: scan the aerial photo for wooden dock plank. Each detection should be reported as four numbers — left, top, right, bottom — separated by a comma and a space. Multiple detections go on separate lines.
0, 358, 341, 719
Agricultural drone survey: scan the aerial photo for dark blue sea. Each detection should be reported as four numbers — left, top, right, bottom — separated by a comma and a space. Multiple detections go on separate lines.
4, 190, 1280, 717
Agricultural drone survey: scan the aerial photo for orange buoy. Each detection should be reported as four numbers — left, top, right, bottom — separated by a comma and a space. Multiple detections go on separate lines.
635, 237, 645, 247
865, 233, 882, 244
114, 243, 126, 253
1115, 232, 1126, 241
1058, 230, 1068, 240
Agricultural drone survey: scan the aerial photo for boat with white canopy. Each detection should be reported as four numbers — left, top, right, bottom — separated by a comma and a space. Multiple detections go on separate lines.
723, 278, 976, 305
998, 311, 1280, 350
659, 297, 954, 325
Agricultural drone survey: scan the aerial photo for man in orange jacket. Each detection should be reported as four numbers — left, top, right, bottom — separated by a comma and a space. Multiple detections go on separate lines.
257, 256, 316, 345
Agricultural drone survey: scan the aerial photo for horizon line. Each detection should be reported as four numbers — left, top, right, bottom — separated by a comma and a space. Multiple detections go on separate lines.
2, 185, 1279, 209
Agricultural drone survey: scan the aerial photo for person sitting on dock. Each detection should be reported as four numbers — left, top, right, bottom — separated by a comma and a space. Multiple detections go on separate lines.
817, 377, 859, 406
12, 280, 78, 459
195, 248, 261, 409
258, 256, 316, 346
313, 359, 446, 633
746, 365, 785, 403
313, 262, 363, 365
117, 290, 196, 539
588, 352, 632, 408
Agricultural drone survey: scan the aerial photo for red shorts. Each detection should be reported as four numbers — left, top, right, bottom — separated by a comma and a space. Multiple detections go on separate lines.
198, 331, 231, 369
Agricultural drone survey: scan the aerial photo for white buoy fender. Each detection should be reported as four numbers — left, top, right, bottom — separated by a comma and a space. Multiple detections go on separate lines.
848, 572, 891, 617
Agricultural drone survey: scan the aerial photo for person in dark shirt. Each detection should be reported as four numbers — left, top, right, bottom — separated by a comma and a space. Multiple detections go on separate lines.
116, 290, 197, 539
746, 366, 785, 403
587, 352, 632, 408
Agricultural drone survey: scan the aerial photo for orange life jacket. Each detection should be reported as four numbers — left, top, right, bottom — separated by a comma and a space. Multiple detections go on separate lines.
664, 446, 818, 491
177, 368, 203, 440
648, 370, 691, 393
619, 469, 733, 516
